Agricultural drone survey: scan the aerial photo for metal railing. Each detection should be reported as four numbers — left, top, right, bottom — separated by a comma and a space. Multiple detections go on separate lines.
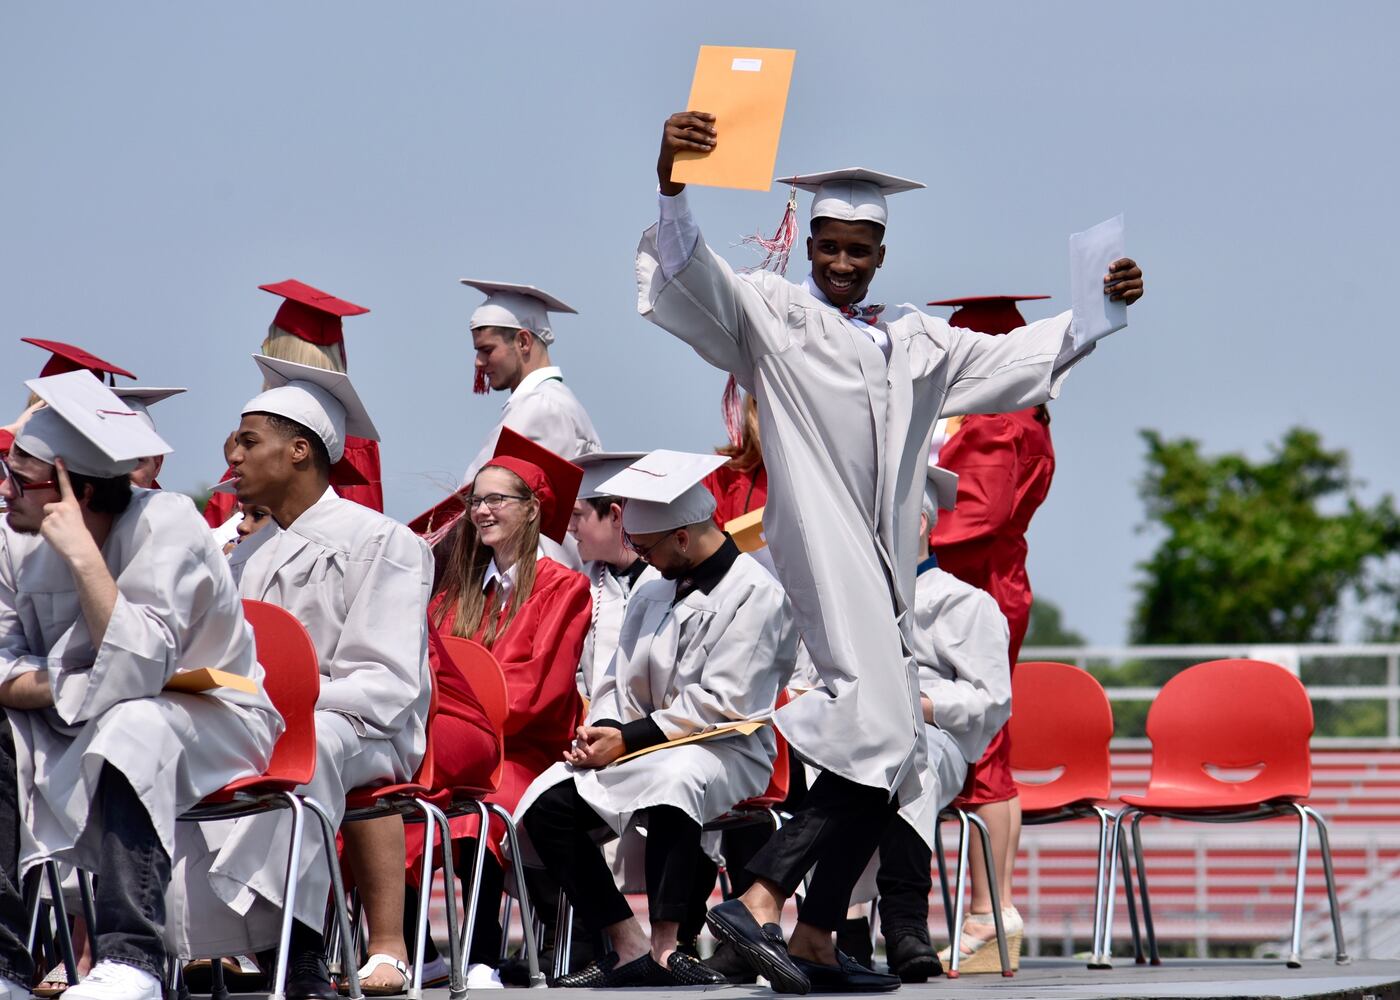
1021, 644, 1400, 746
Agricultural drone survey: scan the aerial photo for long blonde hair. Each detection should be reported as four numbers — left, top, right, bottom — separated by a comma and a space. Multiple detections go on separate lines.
260, 326, 347, 373
431, 467, 542, 648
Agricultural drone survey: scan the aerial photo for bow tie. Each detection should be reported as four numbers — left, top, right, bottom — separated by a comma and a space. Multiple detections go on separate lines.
839, 302, 885, 325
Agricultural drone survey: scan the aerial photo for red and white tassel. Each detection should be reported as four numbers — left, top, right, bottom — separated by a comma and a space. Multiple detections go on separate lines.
738, 184, 799, 276
473, 368, 489, 395
722, 374, 744, 448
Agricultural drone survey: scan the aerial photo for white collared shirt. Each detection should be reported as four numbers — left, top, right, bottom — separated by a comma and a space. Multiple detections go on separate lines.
507, 365, 565, 407
483, 545, 547, 598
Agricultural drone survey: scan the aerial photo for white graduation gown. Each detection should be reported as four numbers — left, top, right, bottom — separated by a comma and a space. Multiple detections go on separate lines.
637, 198, 1101, 801
0, 490, 280, 897
462, 366, 602, 485
577, 559, 661, 699
184, 487, 434, 955
515, 551, 797, 886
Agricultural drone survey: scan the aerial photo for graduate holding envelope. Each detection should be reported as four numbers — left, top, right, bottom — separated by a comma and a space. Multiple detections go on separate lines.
637, 62, 1143, 990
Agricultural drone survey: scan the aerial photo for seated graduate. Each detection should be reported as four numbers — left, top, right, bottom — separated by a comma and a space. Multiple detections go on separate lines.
850, 465, 1012, 983
193, 356, 433, 1000
428, 430, 590, 988
0, 372, 280, 1000
515, 449, 799, 989
567, 451, 660, 699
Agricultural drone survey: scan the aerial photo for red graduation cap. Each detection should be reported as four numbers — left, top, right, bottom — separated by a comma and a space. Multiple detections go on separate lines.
21, 338, 137, 384
483, 428, 584, 544
259, 279, 369, 348
927, 295, 1050, 336
407, 487, 470, 545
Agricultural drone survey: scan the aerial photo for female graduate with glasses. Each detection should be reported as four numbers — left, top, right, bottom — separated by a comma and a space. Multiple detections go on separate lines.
416, 431, 591, 989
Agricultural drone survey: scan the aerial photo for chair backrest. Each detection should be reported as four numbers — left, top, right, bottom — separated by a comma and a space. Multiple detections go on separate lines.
441, 636, 509, 789
1143, 658, 1314, 800
242, 599, 320, 786
759, 689, 792, 803
1008, 661, 1114, 805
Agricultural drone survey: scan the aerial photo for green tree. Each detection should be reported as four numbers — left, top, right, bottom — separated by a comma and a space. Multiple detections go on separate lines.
1024, 598, 1085, 647
1131, 428, 1400, 644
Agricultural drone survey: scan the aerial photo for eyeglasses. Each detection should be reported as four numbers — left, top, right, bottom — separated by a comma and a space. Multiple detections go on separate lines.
0, 458, 56, 500
624, 529, 676, 560
465, 492, 531, 512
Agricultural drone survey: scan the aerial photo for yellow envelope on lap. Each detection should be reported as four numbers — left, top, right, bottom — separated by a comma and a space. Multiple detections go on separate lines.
672, 46, 796, 192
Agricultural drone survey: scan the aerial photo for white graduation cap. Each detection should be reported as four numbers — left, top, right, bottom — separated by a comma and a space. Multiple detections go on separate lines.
242, 355, 380, 463
922, 464, 960, 523
574, 450, 649, 501
775, 168, 925, 227
116, 387, 186, 432
16, 371, 173, 478
598, 450, 728, 535
460, 279, 577, 346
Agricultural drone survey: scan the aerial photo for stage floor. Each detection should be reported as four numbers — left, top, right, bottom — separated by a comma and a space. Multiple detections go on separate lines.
372, 958, 1400, 999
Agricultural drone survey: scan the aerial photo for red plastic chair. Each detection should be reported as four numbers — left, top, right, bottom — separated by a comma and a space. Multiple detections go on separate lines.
177, 600, 362, 1000
1101, 659, 1348, 969
1007, 662, 1120, 967
435, 637, 546, 988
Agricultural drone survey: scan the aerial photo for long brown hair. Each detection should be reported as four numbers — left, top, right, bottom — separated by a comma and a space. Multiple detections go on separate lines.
431, 467, 542, 648
717, 394, 763, 471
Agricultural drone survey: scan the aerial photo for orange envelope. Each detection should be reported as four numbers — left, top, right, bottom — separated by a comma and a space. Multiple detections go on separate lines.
672, 46, 796, 192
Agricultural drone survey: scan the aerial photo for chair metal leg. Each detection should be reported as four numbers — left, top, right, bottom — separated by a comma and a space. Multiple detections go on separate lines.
404, 803, 434, 1000
551, 890, 571, 983
267, 793, 308, 1000
946, 810, 972, 978
498, 894, 515, 963
1087, 807, 1112, 968
1130, 812, 1159, 965
1299, 805, 1349, 965
209, 956, 230, 1000
303, 797, 362, 1000
966, 812, 1013, 977
44, 862, 79, 988
486, 802, 546, 988
23, 867, 44, 956
419, 801, 466, 1000
455, 802, 492, 989
934, 820, 954, 946
1285, 803, 1310, 969
76, 869, 99, 964
1099, 809, 1144, 967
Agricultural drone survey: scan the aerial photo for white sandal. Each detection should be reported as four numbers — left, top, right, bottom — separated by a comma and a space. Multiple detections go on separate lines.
351, 954, 409, 997
34, 965, 70, 999
937, 909, 1024, 974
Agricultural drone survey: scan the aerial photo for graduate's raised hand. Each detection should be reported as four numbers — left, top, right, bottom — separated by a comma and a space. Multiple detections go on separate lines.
1105, 257, 1144, 304
564, 724, 626, 769
39, 459, 100, 568
658, 111, 717, 195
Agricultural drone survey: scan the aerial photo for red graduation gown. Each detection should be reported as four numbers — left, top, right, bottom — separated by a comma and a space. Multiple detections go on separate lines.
703, 461, 768, 527
201, 436, 384, 528
0, 429, 12, 458
433, 556, 590, 851
931, 408, 1055, 804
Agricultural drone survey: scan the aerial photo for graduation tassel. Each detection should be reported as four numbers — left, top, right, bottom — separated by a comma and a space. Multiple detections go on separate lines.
738, 184, 799, 276
473, 368, 489, 394
722, 374, 744, 448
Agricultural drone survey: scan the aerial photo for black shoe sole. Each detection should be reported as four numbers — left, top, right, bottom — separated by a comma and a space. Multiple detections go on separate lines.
705, 909, 810, 996
893, 953, 939, 984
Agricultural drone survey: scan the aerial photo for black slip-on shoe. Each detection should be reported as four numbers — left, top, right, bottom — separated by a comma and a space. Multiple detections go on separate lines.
703, 940, 759, 985
885, 929, 941, 983
665, 952, 729, 986
554, 951, 657, 989
792, 951, 901, 993
705, 898, 810, 995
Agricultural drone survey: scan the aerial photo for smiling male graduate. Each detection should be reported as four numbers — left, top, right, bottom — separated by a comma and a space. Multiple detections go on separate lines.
636, 110, 1144, 993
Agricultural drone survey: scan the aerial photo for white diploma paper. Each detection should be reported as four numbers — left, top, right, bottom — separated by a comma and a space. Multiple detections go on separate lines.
1069, 213, 1127, 351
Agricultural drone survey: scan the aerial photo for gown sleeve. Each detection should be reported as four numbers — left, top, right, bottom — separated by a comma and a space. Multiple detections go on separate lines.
0, 534, 45, 685
929, 416, 1020, 548
493, 565, 590, 740
335, 437, 385, 512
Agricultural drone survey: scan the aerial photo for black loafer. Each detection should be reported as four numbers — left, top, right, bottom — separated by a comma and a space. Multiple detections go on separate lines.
792, 951, 901, 993
284, 952, 338, 1000
555, 951, 657, 989
665, 952, 728, 986
885, 929, 941, 983
705, 898, 810, 995
703, 940, 758, 985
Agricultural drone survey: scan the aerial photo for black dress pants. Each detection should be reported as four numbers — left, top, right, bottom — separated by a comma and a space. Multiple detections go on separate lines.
874, 818, 933, 933
522, 781, 703, 932
0, 725, 169, 984
744, 771, 897, 932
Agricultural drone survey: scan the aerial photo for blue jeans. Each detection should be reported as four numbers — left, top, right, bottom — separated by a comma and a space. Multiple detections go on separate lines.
0, 724, 169, 985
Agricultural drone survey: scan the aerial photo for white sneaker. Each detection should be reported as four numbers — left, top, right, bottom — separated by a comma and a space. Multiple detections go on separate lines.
0, 974, 31, 1000
419, 955, 450, 988
63, 962, 161, 1000
465, 963, 504, 990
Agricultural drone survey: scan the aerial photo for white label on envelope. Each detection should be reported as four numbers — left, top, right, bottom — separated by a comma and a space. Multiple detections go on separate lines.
731, 58, 763, 72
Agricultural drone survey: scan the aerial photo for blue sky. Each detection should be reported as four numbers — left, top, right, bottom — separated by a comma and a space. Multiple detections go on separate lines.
3, 2, 1396, 643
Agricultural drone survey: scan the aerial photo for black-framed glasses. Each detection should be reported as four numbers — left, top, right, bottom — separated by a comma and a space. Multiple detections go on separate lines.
0, 458, 56, 500
624, 529, 677, 560
465, 492, 531, 512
